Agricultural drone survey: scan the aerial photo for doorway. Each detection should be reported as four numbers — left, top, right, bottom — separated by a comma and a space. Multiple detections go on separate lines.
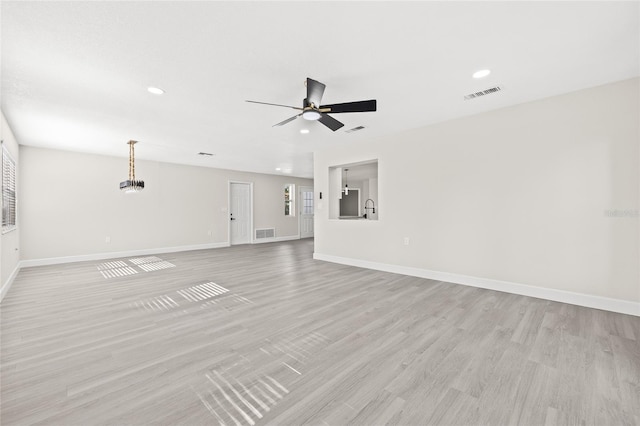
229, 182, 253, 245
299, 186, 314, 238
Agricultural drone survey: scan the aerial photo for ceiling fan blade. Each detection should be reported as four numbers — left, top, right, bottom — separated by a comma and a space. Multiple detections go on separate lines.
318, 113, 344, 131
246, 100, 303, 110
306, 78, 326, 107
319, 99, 377, 113
273, 114, 300, 127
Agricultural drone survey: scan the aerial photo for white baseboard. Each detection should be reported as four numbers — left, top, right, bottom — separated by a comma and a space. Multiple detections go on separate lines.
20, 242, 231, 268
0, 262, 21, 303
313, 253, 639, 317
252, 235, 301, 244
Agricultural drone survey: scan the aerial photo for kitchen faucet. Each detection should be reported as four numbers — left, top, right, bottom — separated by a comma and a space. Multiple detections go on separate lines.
364, 199, 376, 217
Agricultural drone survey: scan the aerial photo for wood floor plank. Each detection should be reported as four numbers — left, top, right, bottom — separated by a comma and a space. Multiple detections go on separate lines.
1, 239, 639, 425
426, 387, 480, 426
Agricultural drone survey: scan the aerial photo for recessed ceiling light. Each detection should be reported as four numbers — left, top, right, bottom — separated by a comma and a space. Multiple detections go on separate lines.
275, 167, 281, 171
300, 129, 309, 134
472, 69, 491, 79
147, 87, 165, 95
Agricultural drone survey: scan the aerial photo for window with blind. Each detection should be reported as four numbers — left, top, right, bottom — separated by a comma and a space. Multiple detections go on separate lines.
2, 144, 17, 233
284, 183, 295, 216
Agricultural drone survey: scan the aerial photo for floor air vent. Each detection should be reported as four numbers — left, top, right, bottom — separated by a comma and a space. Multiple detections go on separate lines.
464, 86, 502, 100
255, 228, 275, 239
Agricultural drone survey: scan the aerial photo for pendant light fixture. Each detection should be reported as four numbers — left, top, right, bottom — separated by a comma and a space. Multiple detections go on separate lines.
119, 140, 145, 193
343, 168, 349, 195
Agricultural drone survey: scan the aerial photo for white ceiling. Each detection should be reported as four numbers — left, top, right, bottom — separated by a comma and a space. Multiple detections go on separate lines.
2, 1, 638, 179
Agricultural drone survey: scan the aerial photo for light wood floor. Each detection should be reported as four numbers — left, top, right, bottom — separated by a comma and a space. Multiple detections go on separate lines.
1, 239, 639, 425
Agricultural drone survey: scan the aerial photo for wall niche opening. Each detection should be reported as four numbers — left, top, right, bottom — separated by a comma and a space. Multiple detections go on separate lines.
329, 160, 378, 220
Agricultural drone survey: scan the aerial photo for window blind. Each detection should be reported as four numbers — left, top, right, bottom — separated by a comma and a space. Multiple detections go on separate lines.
2, 144, 16, 233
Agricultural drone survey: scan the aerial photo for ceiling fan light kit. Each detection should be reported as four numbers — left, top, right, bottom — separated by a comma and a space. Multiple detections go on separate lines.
302, 110, 321, 120
246, 77, 377, 131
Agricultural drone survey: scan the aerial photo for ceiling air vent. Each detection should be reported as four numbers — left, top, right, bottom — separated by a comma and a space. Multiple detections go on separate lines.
464, 86, 502, 100
198, 152, 214, 156
345, 126, 365, 133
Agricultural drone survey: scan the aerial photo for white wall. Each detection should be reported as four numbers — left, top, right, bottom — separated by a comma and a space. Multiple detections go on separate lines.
0, 111, 21, 299
314, 78, 639, 312
19, 146, 312, 262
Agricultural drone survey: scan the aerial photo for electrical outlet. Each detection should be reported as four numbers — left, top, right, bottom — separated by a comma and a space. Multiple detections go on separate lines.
403, 237, 410, 246
105, 236, 111, 243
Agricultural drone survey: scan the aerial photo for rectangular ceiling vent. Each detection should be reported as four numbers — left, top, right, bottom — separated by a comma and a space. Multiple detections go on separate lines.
255, 228, 275, 239
345, 126, 365, 133
464, 86, 502, 100
198, 152, 214, 156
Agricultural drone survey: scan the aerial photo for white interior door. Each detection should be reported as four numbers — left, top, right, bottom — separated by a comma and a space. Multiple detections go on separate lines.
299, 186, 314, 238
230, 182, 251, 245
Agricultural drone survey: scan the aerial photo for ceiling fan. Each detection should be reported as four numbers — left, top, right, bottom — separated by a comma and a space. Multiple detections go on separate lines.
246, 78, 376, 131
